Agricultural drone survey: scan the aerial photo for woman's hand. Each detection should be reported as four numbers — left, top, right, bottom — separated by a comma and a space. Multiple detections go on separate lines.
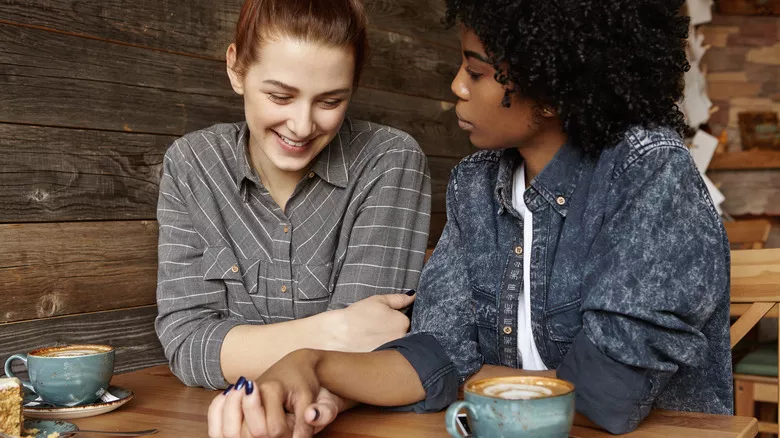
208, 350, 344, 438
329, 293, 416, 352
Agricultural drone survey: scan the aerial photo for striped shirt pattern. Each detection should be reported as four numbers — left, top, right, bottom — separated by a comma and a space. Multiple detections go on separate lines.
155, 119, 431, 389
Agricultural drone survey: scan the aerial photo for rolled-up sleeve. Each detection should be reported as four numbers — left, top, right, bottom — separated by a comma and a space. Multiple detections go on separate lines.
154, 143, 242, 390
377, 167, 483, 412
557, 148, 730, 434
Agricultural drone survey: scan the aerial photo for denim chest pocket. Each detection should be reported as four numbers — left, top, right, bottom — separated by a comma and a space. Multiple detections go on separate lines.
546, 300, 583, 358
292, 263, 334, 318
472, 286, 499, 363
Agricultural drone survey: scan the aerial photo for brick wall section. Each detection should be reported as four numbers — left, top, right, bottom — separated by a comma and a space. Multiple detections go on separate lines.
700, 14, 780, 151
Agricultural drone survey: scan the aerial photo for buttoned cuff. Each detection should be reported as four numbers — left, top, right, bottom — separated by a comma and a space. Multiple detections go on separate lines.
557, 332, 653, 434
375, 333, 459, 413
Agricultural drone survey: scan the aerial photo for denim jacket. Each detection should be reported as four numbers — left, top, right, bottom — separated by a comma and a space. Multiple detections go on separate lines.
378, 126, 732, 434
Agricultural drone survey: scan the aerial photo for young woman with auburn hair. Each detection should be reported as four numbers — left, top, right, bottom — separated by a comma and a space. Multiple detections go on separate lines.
155, 0, 430, 403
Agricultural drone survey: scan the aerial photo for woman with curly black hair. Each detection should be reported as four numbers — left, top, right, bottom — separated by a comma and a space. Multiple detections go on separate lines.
208, 0, 732, 436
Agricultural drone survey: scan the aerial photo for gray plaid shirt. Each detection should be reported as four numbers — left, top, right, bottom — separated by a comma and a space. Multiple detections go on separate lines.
155, 119, 431, 389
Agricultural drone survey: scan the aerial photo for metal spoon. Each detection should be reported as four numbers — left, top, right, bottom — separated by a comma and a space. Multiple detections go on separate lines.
59, 429, 158, 437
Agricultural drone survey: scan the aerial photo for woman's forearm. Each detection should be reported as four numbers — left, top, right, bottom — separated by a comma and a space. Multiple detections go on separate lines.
313, 349, 426, 406
220, 311, 344, 383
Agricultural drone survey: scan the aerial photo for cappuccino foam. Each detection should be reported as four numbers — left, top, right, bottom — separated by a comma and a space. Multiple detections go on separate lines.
39, 349, 101, 358
482, 383, 554, 400
31, 344, 113, 358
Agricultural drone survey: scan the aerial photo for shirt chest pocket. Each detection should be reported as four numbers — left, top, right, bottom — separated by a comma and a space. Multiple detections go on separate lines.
203, 246, 261, 294
292, 263, 334, 318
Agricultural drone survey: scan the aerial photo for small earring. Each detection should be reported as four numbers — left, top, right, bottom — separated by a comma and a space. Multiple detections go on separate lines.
542, 108, 554, 117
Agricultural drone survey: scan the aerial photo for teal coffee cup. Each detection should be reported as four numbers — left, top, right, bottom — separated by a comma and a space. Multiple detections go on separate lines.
4, 344, 115, 407
446, 376, 575, 438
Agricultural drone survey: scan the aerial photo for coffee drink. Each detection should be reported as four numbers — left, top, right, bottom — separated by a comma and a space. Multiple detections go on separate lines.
471, 377, 573, 400
33, 345, 112, 358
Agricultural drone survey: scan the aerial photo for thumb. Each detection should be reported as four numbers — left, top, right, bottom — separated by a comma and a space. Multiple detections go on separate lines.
377, 291, 416, 310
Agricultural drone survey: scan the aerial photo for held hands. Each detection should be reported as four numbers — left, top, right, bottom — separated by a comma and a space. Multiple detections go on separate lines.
330, 292, 416, 352
208, 350, 341, 438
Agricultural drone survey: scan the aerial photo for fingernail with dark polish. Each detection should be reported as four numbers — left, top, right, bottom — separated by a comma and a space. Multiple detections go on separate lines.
405, 289, 416, 296
245, 380, 254, 395
312, 408, 320, 421
222, 384, 234, 395
235, 376, 247, 391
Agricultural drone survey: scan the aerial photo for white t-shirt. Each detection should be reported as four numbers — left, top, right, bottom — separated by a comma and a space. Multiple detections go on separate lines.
512, 163, 548, 370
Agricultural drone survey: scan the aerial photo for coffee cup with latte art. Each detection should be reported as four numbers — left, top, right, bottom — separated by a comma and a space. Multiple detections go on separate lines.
445, 376, 575, 438
4, 344, 115, 406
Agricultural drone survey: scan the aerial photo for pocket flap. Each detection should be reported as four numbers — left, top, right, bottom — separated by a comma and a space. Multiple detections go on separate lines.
294, 263, 333, 300
203, 246, 244, 282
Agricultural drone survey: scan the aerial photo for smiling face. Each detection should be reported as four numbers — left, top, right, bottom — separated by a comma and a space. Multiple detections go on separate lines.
227, 37, 355, 181
451, 27, 553, 151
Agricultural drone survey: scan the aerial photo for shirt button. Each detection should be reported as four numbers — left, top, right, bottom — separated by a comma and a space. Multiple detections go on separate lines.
283, 226, 289, 233
556, 196, 566, 206
514, 246, 523, 255
231, 265, 239, 273
503, 326, 513, 335
281, 285, 288, 293
308, 171, 315, 179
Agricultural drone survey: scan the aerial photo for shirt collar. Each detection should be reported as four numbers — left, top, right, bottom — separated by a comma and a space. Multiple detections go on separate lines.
234, 121, 352, 192
495, 141, 586, 217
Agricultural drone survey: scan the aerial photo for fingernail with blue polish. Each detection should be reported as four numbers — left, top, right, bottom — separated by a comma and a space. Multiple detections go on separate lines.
222, 384, 234, 395
405, 289, 416, 296
245, 380, 254, 395
235, 376, 247, 391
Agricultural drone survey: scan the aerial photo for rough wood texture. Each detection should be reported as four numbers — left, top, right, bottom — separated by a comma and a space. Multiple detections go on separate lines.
0, 4, 459, 102
0, 124, 171, 222
0, 306, 166, 375
0, 221, 159, 323
0, 0, 457, 56
708, 170, 780, 215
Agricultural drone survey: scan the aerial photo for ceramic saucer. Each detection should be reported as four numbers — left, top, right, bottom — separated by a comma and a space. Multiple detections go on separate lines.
22, 419, 78, 438
23, 386, 134, 420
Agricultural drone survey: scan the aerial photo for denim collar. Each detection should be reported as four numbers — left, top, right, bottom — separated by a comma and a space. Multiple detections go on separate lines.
236, 122, 352, 196
495, 141, 586, 218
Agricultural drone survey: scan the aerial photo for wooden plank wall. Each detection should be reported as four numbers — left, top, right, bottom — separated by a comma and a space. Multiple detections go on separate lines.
0, 1, 472, 374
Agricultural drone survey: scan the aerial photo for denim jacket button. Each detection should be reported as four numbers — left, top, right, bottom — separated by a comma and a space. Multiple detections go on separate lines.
556, 196, 566, 205
503, 326, 513, 335
514, 246, 523, 255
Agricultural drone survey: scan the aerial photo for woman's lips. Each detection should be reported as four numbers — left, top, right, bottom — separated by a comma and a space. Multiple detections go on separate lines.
457, 117, 474, 131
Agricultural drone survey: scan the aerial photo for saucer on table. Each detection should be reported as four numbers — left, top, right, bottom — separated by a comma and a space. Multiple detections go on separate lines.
23, 385, 134, 420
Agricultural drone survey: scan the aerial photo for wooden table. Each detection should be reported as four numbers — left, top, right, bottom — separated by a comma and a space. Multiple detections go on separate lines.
70, 365, 758, 437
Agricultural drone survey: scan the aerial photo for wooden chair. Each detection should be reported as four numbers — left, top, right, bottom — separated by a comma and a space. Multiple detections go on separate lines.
731, 248, 780, 436
725, 219, 773, 250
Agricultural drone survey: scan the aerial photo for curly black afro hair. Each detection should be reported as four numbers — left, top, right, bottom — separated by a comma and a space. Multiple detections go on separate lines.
445, 0, 691, 154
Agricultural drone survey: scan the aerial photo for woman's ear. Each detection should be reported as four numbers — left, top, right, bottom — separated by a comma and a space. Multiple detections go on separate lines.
226, 43, 245, 96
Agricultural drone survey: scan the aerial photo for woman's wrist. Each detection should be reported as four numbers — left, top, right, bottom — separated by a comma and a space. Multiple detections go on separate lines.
319, 308, 350, 351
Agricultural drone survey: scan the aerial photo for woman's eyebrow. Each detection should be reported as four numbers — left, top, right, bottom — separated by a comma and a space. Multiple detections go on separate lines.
464, 50, 489, 63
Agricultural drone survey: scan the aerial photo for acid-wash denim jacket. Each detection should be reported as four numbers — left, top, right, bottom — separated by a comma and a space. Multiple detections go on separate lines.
378, 126, 733, 434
